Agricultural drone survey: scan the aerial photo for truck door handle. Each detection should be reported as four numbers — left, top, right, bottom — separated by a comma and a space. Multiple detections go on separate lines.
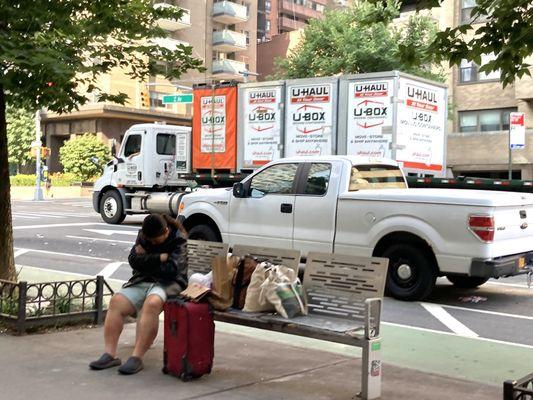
280, 203, 292, 214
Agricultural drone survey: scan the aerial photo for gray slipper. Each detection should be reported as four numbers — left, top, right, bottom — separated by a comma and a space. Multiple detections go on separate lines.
89, 353, 121, 370
118, 356, 144, 375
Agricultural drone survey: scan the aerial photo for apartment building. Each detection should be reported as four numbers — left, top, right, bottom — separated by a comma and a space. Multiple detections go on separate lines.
257, 0, 328, 43
43, 0, 258, 172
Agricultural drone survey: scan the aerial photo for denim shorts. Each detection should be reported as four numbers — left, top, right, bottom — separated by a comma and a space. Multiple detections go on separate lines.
119, 282, 167, 312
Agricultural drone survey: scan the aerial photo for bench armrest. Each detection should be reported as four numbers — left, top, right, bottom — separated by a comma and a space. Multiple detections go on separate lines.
364, 298, 383, 340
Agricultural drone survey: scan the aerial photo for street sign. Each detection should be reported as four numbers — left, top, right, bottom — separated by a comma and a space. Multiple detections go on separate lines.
162, 94, 193, 104
510, 112, 526, 149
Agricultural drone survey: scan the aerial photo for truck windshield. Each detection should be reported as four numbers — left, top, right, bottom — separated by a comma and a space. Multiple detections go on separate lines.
349, 165, 406, 191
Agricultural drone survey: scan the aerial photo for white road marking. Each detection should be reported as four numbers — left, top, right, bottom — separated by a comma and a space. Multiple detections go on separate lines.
98, 262, 125, 278
438, 303, 533, 321
83, 228, 138, 237
13, 212, 65, 219
384, 321, 533, 350
16, 265, 126, 283
11, 214, 40, 220
14, 247, 111, 261
13, 222, 108, 230
14, 211, 93, 218
420, 302, 478, 338
14, 249, 29, 258
486, 281, 529, 289
66, 235, 135, 245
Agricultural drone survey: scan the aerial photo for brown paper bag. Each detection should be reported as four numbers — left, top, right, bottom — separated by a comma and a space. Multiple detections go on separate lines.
208, 255, 240, 311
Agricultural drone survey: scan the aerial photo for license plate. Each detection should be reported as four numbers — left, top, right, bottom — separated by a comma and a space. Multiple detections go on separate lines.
519, 257, 526, 269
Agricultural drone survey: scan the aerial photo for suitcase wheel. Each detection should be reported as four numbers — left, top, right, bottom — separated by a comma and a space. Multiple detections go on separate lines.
162, 367, 168, 375
180, 373, 192, 382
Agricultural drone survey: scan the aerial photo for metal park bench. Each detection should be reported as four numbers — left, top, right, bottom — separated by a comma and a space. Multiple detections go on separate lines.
186, 241, 389, 400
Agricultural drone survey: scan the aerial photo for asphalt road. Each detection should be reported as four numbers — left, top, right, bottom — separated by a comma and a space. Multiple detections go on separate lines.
11, 198, 533, 349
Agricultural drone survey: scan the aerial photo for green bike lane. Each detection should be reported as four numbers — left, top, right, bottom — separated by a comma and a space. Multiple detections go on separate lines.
15, 265, 531, 387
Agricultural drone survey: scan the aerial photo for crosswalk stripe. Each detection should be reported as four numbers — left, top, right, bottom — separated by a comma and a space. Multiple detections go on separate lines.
98, 262, 124, 278
421, 302, 478, 338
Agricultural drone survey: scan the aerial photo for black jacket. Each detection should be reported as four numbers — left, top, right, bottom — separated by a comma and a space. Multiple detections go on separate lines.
125, 226, 188, 294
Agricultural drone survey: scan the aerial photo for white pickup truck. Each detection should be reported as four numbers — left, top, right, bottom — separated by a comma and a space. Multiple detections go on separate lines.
179, 155, 533, 300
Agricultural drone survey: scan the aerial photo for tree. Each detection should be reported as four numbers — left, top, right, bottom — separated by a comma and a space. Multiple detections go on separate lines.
271, 2, 443, 80
7, 106, 34, 173
366, 0, 533, 87
59, 134, 111, 182
0, 0, 204, 280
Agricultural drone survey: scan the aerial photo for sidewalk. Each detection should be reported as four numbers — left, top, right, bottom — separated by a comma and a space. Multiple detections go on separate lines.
10, 186, 91, 200
0, 321, 499, 400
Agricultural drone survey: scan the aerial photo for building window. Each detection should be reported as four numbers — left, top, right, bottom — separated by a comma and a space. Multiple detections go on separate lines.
458, 108, 517, 133
150, 92, 172, 110
265, 20, 271, 32
265, 0, 271, 11
459, 54, 500, 83
460, 0, 488, 23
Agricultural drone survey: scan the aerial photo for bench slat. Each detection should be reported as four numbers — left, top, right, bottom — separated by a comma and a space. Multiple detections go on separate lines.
231, 244, 301, 274
187, 240, 230, 275
304, 252, 388, 321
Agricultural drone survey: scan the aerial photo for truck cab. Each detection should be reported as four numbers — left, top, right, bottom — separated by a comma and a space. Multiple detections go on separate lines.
93, 123, 191, 224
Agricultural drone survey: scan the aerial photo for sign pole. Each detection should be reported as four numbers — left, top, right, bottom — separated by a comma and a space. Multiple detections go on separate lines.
508, 128, 512, 180
33, 110, 44, 201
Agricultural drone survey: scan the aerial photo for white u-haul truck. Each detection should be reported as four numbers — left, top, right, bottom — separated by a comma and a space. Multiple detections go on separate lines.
93, 71, 449, 224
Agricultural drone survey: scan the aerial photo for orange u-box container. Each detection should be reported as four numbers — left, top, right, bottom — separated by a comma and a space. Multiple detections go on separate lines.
192, 82, 238, 171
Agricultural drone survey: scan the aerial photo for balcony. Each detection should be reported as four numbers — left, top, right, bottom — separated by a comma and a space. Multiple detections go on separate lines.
151, 37, 190, 51
154, 3, 191, 31
212, 30, 247, 53
280, 0, 323, 20
279, 16, 307, 31
212, 59, 246, 80
213, 1, 248, 24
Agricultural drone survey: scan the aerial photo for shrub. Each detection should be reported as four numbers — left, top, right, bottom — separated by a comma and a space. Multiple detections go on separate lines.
59, 134, 111, 181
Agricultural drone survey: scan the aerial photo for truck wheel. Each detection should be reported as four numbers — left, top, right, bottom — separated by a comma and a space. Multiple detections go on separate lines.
382, 244, 437, 301
188, 224, 219, 242
99, 190, 125, 224
446, 275, 489, 289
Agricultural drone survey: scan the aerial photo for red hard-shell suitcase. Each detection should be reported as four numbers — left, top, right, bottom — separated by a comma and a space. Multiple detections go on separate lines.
162, 299, 215, 381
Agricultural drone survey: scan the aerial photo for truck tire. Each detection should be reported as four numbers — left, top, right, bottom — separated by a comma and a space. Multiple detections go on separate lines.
188, 224, 219, 242
100, 190, 126, 224
382, 244, 437, 301
446, 275, 489, 289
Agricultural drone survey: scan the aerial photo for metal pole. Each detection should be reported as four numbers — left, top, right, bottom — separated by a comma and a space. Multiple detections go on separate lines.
211, 82, 216, 179
33, 110, 44, 201
509, 127, 512, 180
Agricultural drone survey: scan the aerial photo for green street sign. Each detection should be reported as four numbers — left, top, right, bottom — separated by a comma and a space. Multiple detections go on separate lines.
162, 94, 193, 104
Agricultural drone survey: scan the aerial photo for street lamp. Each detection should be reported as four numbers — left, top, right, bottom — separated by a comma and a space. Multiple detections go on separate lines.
238, 70, 260, 83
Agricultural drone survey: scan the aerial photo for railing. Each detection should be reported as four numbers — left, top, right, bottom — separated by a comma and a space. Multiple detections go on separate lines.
504, 374, 533, 400
212, 30, 247, 49
212, 58, 246, 75
0, 276, 114, 334
213, 1, 248, 21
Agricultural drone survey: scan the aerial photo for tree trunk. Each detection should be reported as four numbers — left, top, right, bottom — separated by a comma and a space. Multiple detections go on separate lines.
0, 84, 16, 281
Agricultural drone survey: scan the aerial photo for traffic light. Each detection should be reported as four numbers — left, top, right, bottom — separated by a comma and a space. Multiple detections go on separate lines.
30, 147, 51, 158
140, 90, 150, 108
41, 147, 51, 159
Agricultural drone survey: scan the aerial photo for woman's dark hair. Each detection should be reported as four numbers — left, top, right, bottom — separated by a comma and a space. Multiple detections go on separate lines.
141, 214, 168, 239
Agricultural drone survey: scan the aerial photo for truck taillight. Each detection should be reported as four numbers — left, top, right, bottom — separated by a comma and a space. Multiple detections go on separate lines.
468, 215, 494, 242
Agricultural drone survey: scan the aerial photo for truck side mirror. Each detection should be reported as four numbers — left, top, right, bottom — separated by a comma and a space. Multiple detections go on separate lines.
110, 139, 117, 157
233, 182, 246, 198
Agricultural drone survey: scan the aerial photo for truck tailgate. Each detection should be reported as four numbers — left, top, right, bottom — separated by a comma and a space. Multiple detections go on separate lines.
491, 205, 533, 257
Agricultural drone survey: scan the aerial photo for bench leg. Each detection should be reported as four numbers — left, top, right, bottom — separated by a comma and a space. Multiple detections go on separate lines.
360, 337, 382, 400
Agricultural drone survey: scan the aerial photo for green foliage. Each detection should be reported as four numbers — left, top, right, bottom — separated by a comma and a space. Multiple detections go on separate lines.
271, 1, 443, 81
59, 134, 111, 182
0, 0, 204, 113
54, 295, 72, 314
366, 0, 533, 87
6, 106, 34, 171
10, 172, 79, 187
